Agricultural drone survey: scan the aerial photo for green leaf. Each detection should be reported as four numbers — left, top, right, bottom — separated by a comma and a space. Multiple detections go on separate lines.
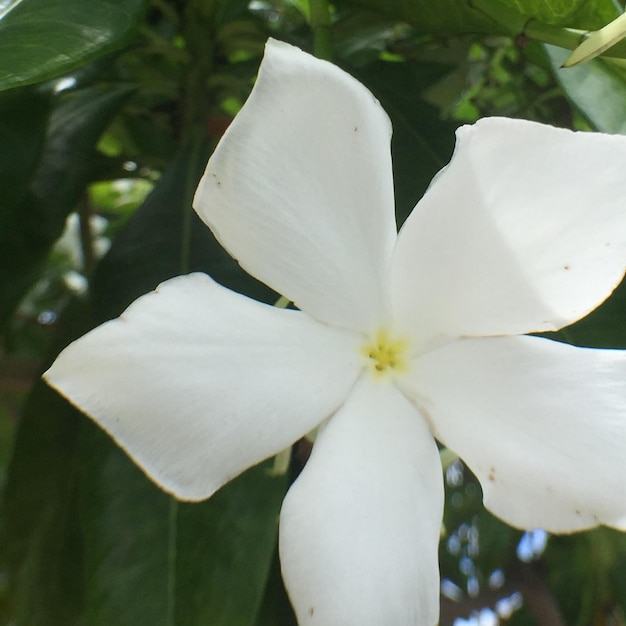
176, 468, 286, 626
351, 59, 457, 225
504, 0, 618, 28
336, 0, 618, 36
80, 428, 287, 626
546, 45, 626, 135
0, 83, 133, 331
3, 386, 84, 626
254, 548, 297, 626
0, 86, 51, 333
0, 85, 50, 205
2, 300, 91, 624
336, 0, 495, 36
0, 0, 147, 91
546, 529, 626, 625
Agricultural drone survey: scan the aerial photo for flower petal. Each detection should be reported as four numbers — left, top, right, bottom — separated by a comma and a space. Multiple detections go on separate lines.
279, 378, 443, 625
44, 273, 362, 501
403, 334, 626, 532
194, 39, 397, 334
391, 117, 626, 345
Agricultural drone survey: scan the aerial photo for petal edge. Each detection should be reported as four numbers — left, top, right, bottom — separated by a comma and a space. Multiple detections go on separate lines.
280, 378, 443, 625
194, 39, 397, 334
45, 273, 362, 500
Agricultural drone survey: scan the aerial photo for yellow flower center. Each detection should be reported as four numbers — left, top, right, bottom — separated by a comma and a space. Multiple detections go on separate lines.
362, 329, 408, 378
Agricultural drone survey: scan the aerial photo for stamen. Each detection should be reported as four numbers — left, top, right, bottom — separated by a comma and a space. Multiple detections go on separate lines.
361, 329, 408, 377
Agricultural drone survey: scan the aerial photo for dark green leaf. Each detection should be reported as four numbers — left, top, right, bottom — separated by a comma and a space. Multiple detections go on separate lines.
2, 301, 91, 625
336, 0, 495, 36
175, 468, 287, 626
254, 548, 297, 626
336, 0, 617, 36
0, 0, 147, 91
505, 0, 617, 28
0, 83, 133, 331
546, 529, 626, 625
351, 59, 456, 225
0, 86, 51, 333
498, 0, 617, 30
80, 428, 287, 626
3, 385, 84, 625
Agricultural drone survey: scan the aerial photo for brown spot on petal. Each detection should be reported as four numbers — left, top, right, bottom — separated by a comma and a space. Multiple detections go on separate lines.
488, 467, 496, 481
563, 264, 570, 270
309, 607, 315, 616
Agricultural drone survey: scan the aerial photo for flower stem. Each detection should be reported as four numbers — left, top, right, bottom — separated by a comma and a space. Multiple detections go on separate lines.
308, 0, 333, 60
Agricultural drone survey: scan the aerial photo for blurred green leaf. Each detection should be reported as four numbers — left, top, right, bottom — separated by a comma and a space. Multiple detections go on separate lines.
546, 45, 626, 134
0, 0, 147, 91
352, 59, 456, 224
0, 83, 133, 332
0, 85, 49, 205
546, 529, 626, 625
609, 553, 626, 618
505, 0, 618, 28
336, 0, 618, 36
3, 340, 88, 624
176, 467, 286, 626
80, 427, 287, 626
336, 0, 495, 36
254, 549, 297, 626
0, 86, 51, 332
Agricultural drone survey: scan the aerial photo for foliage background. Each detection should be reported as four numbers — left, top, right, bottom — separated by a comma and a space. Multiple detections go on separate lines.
2, 0, 626, 624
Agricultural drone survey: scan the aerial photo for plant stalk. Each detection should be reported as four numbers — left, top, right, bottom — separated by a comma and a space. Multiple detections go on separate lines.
309, 0, 333, 60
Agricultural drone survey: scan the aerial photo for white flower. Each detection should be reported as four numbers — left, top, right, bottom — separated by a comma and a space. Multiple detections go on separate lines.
44, 39, 626, 625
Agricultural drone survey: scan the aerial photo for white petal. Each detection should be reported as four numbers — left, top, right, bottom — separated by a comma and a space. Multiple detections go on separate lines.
391, 117, 626, 345
44, 273, 362, 501
194, 39, 397, 334
279, 378, 443, 626
404, 335, 626, 532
